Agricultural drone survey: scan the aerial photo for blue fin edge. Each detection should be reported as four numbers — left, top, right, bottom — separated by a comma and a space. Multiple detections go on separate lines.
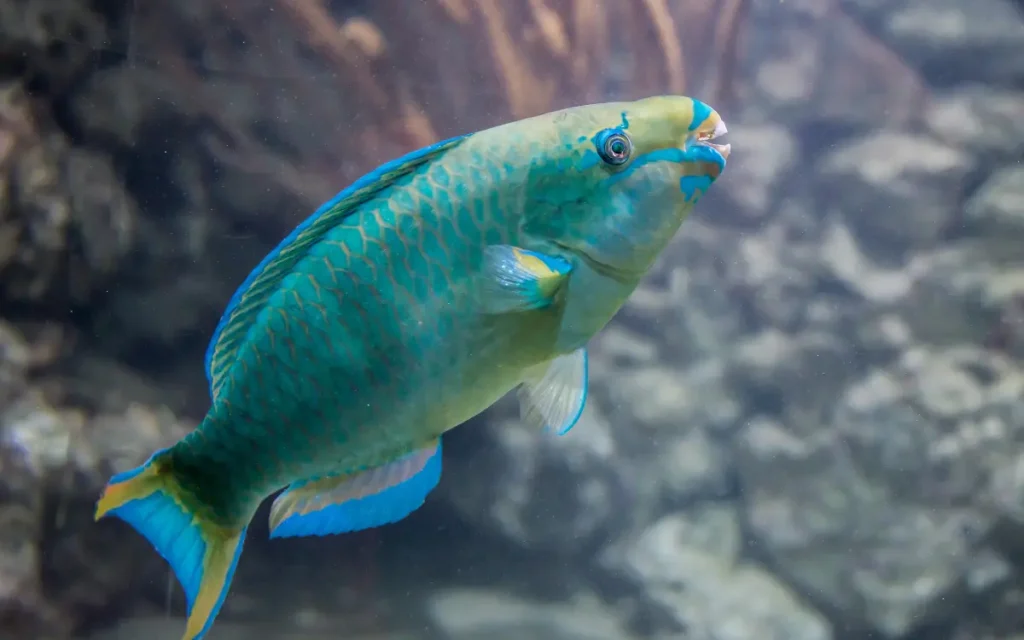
519, 348, 588, 435
99, 449, 248, 640
270, 440, 443, 539
557, 348, 588, 435
480, 245, 572, 313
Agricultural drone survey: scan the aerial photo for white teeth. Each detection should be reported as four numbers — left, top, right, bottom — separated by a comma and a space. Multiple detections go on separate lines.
713, 120, 728, 139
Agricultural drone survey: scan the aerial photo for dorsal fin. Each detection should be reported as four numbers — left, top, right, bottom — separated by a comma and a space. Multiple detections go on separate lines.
203, 134, 469, 400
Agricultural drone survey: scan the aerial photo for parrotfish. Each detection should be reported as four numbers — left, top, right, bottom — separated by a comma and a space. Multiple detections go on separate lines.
94, 95, 730, 639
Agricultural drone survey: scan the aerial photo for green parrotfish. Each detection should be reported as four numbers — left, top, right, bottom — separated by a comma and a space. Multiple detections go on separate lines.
95, 95, 730, 640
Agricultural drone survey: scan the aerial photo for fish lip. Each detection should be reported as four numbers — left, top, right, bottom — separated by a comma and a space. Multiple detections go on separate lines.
703, 141, 731, 160
679, 139, 731, 162
683, 119, 730, 160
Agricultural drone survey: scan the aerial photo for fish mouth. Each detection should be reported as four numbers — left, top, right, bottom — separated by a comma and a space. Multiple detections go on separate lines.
691, 119, 731, 160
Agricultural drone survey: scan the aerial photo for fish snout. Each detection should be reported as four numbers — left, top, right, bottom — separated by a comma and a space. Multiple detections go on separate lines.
694, 118, 731, 161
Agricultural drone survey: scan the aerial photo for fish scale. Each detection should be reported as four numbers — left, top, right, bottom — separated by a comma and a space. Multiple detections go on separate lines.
93, 95, 731, 640
210, 175, 520, 486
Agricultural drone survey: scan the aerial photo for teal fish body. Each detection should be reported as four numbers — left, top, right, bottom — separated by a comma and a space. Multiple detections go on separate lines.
94, 95, 730, 639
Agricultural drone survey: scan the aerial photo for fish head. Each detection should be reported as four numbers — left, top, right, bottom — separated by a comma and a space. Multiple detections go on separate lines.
520, 95, 730, 278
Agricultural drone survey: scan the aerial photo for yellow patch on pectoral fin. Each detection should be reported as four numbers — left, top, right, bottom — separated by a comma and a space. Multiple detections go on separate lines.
479, 245, 572, 313
269, 440, 443, 538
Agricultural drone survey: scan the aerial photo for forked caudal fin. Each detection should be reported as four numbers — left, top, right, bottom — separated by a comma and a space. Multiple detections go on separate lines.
95, 449, 247, 640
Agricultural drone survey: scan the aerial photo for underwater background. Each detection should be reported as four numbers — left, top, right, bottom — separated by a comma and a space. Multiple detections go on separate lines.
2, 0, 1024, 638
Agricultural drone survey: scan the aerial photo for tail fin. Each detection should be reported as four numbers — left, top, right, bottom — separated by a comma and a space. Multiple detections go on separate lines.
95, 448, 248, 640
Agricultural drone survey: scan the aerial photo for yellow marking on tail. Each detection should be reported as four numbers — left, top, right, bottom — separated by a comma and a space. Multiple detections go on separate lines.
184, 529, 244, 640
94, 464, 163, 520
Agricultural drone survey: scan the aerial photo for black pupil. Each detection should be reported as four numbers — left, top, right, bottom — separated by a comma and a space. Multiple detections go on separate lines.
609, 138, 625, 155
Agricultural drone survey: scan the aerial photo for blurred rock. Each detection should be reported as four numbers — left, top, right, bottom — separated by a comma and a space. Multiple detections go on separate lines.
945, 584, 1024, 640
0, 0, 115, 93
965, 166, 1024, 236
817, 218, 920, 305
0, 437, 67, 640
816, 132, 973, 263
901, 241, 1024, 350
442, 408, 635, 553
442, 337, 743, 554
743, 0, 925, 128
83, 616, 416, 640
713, 123, 799, 225
0, 322, 76, 638
880, 0, 1024, 87
604, 506, 832, 640
0, 321, 32, 406
0, 82, 137, 306
0, 319, 195, 639
425, 589, 631, 640
738, 346, 1024, 636
925, 86, 1024, 160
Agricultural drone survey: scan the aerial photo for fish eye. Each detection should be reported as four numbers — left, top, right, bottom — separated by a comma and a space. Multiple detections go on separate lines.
596, 129, 633, 166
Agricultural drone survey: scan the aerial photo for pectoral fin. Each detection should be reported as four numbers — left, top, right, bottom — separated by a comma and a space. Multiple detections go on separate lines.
269, 440, 442, 539
517, 348, 588, 435
479, 245, 572, 313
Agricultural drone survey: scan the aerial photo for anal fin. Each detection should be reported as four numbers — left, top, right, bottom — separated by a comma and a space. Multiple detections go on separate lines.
269, 440, 442, 539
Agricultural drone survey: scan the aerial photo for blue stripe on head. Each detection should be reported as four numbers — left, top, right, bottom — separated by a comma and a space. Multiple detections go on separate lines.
575, 149, 602, 172
685, 144, 728, 172
688, 99, 713, 132
603, 148, 686, 187
679, 175, 713, 201
601, 143, 725, 196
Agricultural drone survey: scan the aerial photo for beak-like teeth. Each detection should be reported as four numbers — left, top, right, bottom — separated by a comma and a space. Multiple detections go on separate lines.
716, 142, 731, 159
713, 120, 728, 139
